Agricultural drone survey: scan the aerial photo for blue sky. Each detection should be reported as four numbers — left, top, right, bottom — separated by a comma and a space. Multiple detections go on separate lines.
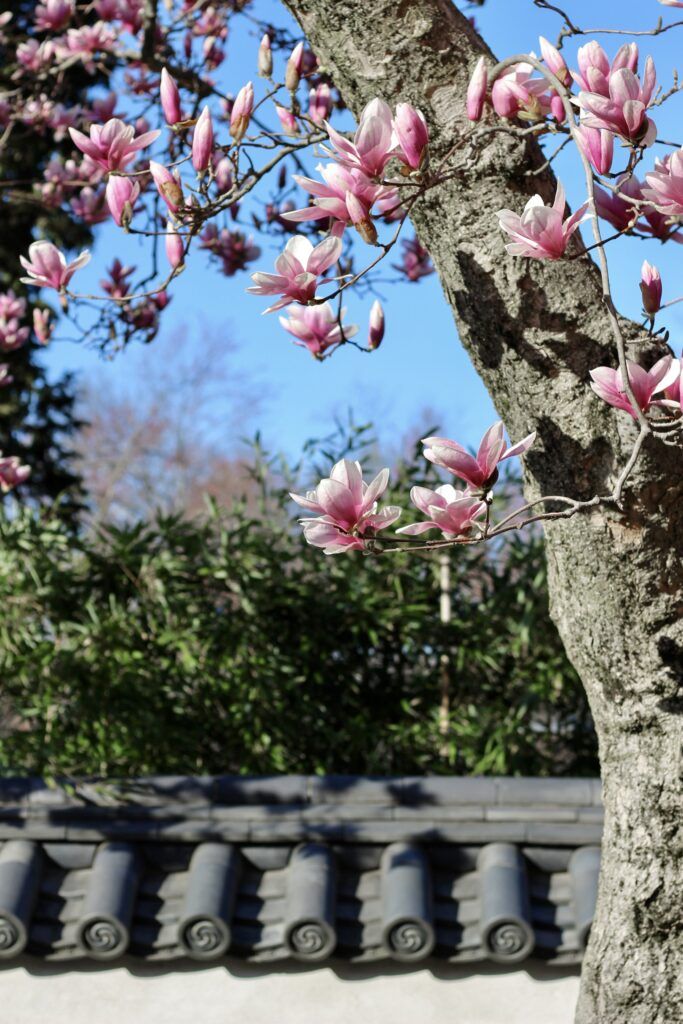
41, 0, 683, 459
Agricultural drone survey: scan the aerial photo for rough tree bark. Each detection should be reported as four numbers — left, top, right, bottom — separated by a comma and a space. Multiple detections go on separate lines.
283, 2, 682, 1021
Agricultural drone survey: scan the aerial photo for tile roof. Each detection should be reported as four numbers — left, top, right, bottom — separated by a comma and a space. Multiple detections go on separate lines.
0, 776, 602, 966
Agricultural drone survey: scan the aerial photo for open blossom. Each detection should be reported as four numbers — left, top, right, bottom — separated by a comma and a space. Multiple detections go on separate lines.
640, 261, 662, 316
491, 62, 556, 122
279, 302, 357, 358
396, 485, 487, 538
59, 23, 117, 71
578, 56, 657, 146
69, 118, 160, 172
0, 455, 31, 493
571, 41, 638, 96
642, 148, 683, 218
393, 235, 433, 281
0, 292, 27, 320
0, 318, 29, 352
283, 162, 396, 231
290, 459, 401, 555
323, 98, 395, 179
200, 225, 260, 276
660, 355, 683, 408
589, 356, 679, 419
20, 241, 90, 292
422, 421, 536, 491
497, 181, 588, 260
247, 234, 342, 313
34, 0, 74, 31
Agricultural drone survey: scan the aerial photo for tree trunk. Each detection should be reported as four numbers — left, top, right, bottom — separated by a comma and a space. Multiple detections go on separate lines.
283, 1, 683, 1020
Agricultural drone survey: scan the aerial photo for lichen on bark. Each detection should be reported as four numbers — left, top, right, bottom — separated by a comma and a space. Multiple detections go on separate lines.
283, 1, 683, 1020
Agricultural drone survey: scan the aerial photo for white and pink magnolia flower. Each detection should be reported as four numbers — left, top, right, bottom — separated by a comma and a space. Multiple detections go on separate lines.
247, 234, 342, 313
491, 62, 556, 122
539, 36, 571, 87
640, 260, 662, 316
578, 56, 657, 146
59, 22, 117, 71
149, 160, 184, 214
291, 459, 401, 555
0, 292, 27, 320
33, 308, 54, 345
276, 105, 299, 135
34, 0, 74, 31
467, 56, 488, 121
421, 421, 536, 491
0, 455, 31, 493
660, 355, 683, 409
279, 301, 357, 358
323, 98, 395, 179
160, 68, 183, 126
230, 82, 254, 142
308, 83, 332, 125
589, 356, 679, 419
283, 162, 397, 230
165, 224, 185, 269
19, 241, 90, 292
642, 148, 683, 218
192, 106, 214, 172
70, 185, 108, 225
497, 181, 588, 260
396, 485, 487, 538
0, 318, 29, 352
393, 103, 429, 170
105, 175, 139, 226
368, 300, 384, 350
571, 41, 638, 96
69, 117, 160, 172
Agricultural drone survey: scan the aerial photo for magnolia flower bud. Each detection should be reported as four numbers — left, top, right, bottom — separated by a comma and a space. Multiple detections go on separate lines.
368, 300, 385, 350
160, 68, 182, 126
105, 175, 139, 228
466, 56, 487, 121
285, 41, 305, 92
192, 106, 214, 173
393, 103, 429, 171
149, 160, 183, 214
230, 81, 254, 142
640, 260, 662, 316
346, 191, 378, 245
257, 33, 272, 78
32, 308, 53, 345
539, 35, 571, 87
276, 105, 298, 135
165, 223, 185, 269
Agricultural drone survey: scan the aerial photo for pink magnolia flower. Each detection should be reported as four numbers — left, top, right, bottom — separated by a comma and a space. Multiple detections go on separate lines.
230, 82, 254, 142
0, 318, 30, 352
467, 56, 488, 121
192, 106, 214, 172
642, 148, 683, 218
640, 260, 662, 316
0, 292, 27, 320
393, 103, 429, 170
70, 185, 108, 225
60, 23, 117, 71
200, 226, 260, 276
247, 234, 342, 313
308, 83, 332, 125
213, 156, 233, 193
257, 34, 272, 78
283, 162, 396, 230
539, 36, 571, 87
105, 176, 139, 226
20, 241, 90, 292
575, 124, 614, 176
571, 42, 638, 96
368, 300, 384, 350
578, 57, 657, 146
276, 105, 299, 135
160, 69, 183, 126
149, 161, 184, 214
69, 118, 160, 172
497, 181, 588, 260
279, 302, 357, 358
589, 356, 679, 418
393, 235, 433, 281
34, 0, 74, 31
491, 62, 554, 122
659, 355, 683, 409
595, 175, 682, 240
33, 308, 53, 344
323, 98, 395, 179
396, 485, 487, 538
421, 421, 536, 491
0, 365, 13, 387
0, 455, 31, 493
291, 459, 401, 555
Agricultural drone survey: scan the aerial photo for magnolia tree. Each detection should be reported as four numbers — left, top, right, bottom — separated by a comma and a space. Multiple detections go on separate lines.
1, 0, 682, 1019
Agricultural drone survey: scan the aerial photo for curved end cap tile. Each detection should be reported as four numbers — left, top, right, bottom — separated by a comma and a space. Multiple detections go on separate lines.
284, 918, 337, 961
383, 917, 435, 962
76, 914, 129, 961
179, 915, 230, 960
0, 912, 28, 959
482, 916, 535, 964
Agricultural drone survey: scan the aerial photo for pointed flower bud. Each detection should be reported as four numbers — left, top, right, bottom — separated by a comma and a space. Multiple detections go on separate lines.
192, 106, 214, 172
160, 68, 182, 126
368, 300, 384, 350
230, 81, 254, 142
393, 103, 429, 171
466, 56, 488, 121
105, 175, 140, 228
149, 160, 183, 214
257, 33, 272, 78
346, 191, 377, 245
640, 260, 662, 316
276, 105, 298, 135
165, 223, 185, 269
285, 41, 305, 92
308, 83, 332, 125
32, 308, 53, 345
539, 36, 571, 87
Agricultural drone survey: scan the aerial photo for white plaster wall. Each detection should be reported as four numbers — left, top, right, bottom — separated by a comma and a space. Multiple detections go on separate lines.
0, 961, 580, 1024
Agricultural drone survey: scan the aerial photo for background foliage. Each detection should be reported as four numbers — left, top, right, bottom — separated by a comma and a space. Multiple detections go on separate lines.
0, 423, 597, 777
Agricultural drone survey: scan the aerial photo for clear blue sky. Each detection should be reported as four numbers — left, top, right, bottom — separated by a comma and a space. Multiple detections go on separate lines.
41, 0, 683, 459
